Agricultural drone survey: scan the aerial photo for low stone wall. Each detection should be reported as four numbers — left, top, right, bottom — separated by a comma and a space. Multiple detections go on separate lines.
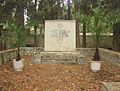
76, 48, 95, 57
0, 47, 44, 65
20, 47, 43, 56
0, 47, 95, 65
0, 49, 17, 65
0, 47, 120, 66
100, 48, 120, 67
20, 47, 96, 57
21, 47, 95, 57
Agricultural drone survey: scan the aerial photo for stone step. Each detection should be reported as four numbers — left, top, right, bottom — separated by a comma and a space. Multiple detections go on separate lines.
32, 52, 86, 64
41, 60, 77, 64
32, 57, 85, 64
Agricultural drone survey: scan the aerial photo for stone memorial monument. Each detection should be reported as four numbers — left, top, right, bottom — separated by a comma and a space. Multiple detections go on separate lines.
45, 20, 76, 51
33, 20, 84, 64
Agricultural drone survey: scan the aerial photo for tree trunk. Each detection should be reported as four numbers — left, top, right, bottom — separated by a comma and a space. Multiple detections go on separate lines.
74, 0, 80, 48
96, 33, 99, 48
15, 3, 24, 60
76, 21, 80, 48
16, 4, 24, 27
93, 47, 100, 61
33, 0, 38, 47
113, 23, 120, 52
82, 21, 86, 47
34, 26, 37, 47
93, 33, 100, 61
67, 0, 71, 19
112, 0, 120, 9
3, 39, 6, 50
0, 25, 4, 65
81, 0, 87, 48
40, 26, 43, 47
0, 25, 3, 51
58, 0, 61, 19
16, 45, 21, 61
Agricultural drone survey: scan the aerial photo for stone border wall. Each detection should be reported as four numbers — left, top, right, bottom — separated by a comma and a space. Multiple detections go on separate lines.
0, 48, 17, 65
100, 48, 120, 67
76, 48, 95, 57
20, 47, 43, 56
21, 47, 95, 57
0, 47, 43, 65
0, 47, 120, 66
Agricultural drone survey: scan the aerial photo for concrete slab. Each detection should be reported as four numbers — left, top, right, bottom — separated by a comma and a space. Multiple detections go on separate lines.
100, 82, 120, 91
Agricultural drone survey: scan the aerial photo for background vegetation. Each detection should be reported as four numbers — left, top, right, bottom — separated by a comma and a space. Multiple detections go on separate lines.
0, 0, 120, 51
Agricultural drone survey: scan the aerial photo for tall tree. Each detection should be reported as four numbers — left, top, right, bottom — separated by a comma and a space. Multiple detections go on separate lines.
27, 0, 39, 47
0, 25, 4, 65
80, 0, 99, 47
33, 0, 38, 47
74, 0, 80, 48
113, 23, 120, 51
80, 0, 89, 48
111, 0, 120, 51
101, 0, 120, 51
57, 0, 61, 19
0, 0, 16, 50
14, 0, 28, 60
0, 25, 2, 51
67, 0, 71, 19
15, 3, 24, 28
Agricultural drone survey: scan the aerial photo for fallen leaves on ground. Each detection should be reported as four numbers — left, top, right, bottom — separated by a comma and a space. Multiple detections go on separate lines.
0, 56, 120, 91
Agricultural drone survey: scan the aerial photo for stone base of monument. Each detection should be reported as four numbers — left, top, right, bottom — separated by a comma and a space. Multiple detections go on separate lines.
100, 82, 120, 91
32, 55, 42, 64
32, 51, 85, 64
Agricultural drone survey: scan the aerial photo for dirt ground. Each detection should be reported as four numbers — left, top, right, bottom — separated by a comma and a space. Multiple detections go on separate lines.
0, 56, 120, 91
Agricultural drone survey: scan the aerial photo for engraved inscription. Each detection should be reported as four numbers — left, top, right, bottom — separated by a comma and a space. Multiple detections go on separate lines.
51, 29, 70, 38
50, 23, 71, 38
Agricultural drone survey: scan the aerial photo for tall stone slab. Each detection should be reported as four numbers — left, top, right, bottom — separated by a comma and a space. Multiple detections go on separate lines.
45, 20, 76, 51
